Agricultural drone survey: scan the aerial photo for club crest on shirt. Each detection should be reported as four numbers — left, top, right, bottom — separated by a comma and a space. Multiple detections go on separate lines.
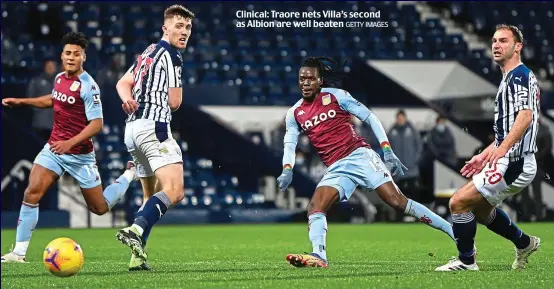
70, 81, 81, 92
322, 94, 331, 106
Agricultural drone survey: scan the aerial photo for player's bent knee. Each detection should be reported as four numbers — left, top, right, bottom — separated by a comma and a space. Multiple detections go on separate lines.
163, 185, 184, 204
449, 192, 469, 213
23, 186, 44, 204
172, 188, 185, 204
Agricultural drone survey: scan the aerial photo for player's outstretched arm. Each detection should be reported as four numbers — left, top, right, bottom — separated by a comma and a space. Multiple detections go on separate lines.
116, 72, 139, 115
2, 94, 52, 108
335, 90, 407, 176
277, 108, 300, 192
334, 90, 389, 148
461, 142, 494, 177
363, 111, 408, 176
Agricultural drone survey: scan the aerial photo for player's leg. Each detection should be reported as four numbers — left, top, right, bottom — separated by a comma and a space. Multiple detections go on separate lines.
357, 146, 454, 240
68, 154, 136, 215
435, 180, 482, 271
472, 156, 540, 270
133, 163, 184, 234
120, 122, 157, 270
2, 147, 62, 262
116, 122, 184, 261
286, 185, 340, 268
375, 182, 455, 241
117, 163, 184, 261
129, 175, 158, 271
136, 176, 160, 245
286, 149, 369, 268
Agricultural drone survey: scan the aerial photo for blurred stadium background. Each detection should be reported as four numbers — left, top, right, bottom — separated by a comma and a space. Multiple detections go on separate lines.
2, 1, 554, 230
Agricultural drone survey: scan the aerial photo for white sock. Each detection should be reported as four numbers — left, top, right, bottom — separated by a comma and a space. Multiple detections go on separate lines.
405, 199, 456, 241
132, 224, 144, 236
308, 212, 327, 261
13, 241, 29, 256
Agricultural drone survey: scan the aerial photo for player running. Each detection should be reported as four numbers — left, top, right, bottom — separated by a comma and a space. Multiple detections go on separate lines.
1, 32, 137, 263
114, 5, 194, 271
279, 57, 456, 268
435, 25, 541, 272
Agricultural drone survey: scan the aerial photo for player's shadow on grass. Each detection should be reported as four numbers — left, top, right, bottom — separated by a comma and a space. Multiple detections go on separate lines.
479, 263, 513, 272
333, 261, 513, 272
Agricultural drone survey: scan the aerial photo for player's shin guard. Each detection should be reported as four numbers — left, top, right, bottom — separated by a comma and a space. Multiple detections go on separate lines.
133, 192, 171, 235
103, 174, 132, 209
308, 211, 327, 261
405, 199, 455, 241
452, 212, 477, 265
14, 202, 39, 256
481, 208, 531, 249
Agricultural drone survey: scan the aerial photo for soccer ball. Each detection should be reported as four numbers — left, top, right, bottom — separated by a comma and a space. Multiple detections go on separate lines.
43, 237, 84, 277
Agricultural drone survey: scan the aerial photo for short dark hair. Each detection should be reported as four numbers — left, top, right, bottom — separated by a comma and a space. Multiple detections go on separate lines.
164, 5, 195, 21
495, 24, 524, 43
301, 57, 347, 88
61, 32, 88, 50
396, 110, 406, 117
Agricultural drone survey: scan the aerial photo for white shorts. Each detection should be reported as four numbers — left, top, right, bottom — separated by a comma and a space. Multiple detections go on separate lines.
472, 153, 536, 206
124, 119, 183, 178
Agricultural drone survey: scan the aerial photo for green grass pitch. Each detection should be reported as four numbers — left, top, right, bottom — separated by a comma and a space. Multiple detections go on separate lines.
2, 223, 553, 288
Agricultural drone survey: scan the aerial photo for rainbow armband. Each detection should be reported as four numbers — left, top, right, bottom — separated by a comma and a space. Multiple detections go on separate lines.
381, 141, 392, 153
283, 164, 293, 170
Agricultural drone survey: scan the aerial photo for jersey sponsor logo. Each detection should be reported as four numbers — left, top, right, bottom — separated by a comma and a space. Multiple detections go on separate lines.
322, 94, 331, 105
70, 81, 81, 92
300, 109, 336, 131
52, 90, 76, 104
297, 109, 305, 116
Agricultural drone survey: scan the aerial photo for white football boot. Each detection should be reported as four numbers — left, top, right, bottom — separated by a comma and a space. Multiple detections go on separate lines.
1, 251, 27, 263
435, 256, 479, 271
512, 236, 541, 270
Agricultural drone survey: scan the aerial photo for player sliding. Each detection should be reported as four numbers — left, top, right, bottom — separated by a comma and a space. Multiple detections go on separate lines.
435, 24, 541, 272
279, 57, 456, 268
114, 5, 194, 271
1, 32, 137, 263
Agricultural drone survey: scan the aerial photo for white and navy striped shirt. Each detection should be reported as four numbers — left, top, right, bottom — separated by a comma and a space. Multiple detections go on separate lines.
494, 63, 541, 161
127, 40, 183, 123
